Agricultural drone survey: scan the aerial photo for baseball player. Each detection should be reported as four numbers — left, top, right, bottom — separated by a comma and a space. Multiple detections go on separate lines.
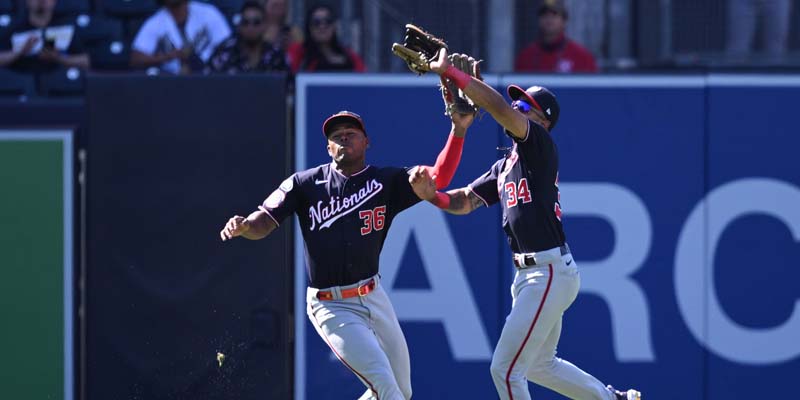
220, 109, 473, 399
407, 49, 641, 400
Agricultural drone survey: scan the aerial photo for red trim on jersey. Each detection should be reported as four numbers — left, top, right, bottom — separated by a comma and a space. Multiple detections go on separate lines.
505, 264, 553, 400
467, 185, 489, 207
497, 148, 519, 195
312, 314, 379, 399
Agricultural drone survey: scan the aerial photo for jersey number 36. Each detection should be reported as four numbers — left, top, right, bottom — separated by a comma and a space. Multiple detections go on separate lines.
359, 206, 386, 235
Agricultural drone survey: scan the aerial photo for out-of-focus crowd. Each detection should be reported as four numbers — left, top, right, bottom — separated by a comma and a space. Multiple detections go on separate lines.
0, 0, 794, 96
0, 0, 367, 76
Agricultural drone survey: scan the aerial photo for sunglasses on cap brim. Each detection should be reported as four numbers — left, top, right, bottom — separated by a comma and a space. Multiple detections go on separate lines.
512, 99, 534, 113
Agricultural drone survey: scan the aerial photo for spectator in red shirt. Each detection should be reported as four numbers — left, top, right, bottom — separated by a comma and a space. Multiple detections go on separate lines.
514, 0, 597, 73
287, 3, 365, 73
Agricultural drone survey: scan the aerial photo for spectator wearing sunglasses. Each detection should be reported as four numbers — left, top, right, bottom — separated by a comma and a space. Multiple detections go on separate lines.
286, 3, 365, 73
206, 1, 290, 74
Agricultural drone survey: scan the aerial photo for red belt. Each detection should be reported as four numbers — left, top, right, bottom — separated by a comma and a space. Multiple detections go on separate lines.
317, 279, 376, 301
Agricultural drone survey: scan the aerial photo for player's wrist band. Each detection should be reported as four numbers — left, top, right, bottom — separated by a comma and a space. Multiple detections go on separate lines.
430, 191, 451, 209
443, 65, 471, 90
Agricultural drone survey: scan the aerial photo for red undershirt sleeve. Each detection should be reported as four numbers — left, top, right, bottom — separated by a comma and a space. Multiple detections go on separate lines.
428, 132, 464, 190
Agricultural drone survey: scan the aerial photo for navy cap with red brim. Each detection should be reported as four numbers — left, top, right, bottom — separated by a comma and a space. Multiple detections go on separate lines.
322, 111, 366, 136
507, 84, 544, 112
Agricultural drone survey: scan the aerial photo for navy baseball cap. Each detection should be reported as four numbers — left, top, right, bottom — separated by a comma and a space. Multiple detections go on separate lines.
322, 111, 367, 137
507, 84, 560, 131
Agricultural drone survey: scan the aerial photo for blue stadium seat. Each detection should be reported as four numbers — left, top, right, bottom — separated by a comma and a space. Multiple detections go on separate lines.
0, 13, 16, 37
0, 0, 14, 15
209, 0, 243, 17
88, 39, 130, 70
101, 0, 158, 18
0, 69, 35, 100
55, 14, 124, 44
38, 67, 85, 97
54, 0, 91, 17
123, 16, 147, 44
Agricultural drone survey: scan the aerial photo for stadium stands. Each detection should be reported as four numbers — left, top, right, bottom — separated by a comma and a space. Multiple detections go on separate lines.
0, 68, 35, 99
37, 66, 84, 96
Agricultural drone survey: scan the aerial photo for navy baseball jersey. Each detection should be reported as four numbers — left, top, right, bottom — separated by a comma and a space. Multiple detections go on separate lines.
260, 163, 420, 288
469, 120, 566, 253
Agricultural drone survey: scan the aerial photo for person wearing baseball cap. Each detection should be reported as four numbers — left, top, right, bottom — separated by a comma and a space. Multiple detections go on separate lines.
514, 0, 597, 73
322, 110, 367, 136
220, 107, 474, 400
506, 84, 560, 131
320, 110, 371, 172
408, 49, 641, 400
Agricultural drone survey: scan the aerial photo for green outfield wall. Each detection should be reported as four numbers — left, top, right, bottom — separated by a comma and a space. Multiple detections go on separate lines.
0, 130, 73, 400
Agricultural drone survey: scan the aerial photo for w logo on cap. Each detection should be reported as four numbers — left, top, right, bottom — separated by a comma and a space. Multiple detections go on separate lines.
546, 108, 551, 116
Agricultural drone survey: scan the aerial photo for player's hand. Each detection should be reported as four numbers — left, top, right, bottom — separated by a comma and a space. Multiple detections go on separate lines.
408, 166, 437, 201
429, 48, 451, 75
178, 46, 193, 60
220, 215, 250, 241
450, 110, 474, 136
20, 36, 38, 56
38, 47, 62, 64
161, 49, 185, 62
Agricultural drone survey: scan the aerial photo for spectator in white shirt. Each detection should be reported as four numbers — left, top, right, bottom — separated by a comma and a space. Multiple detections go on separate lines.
0, 0, 90, 73
130, 0, 231, 74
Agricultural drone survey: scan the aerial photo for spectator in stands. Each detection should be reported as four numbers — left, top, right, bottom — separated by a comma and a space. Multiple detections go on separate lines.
287, 3, 365, 73
206, 1, 290, 73
263, 0, 301, 50
131, 0, 231, 74
0, 0, 90, 73
514, 0, 597, 73
726, 0, 792, 61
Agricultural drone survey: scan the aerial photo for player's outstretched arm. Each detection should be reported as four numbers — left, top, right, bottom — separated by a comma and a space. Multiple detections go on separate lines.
429, 48, 528, 140
408, 166, 483, 215
440, 187, 485, 215
220, 210, 277, 241
427, 109, 474, 190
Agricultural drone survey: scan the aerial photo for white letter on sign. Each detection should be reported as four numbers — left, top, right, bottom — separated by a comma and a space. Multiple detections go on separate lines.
560, 183, 656, 361
676, 178, 800, 364
380, 204, 493, 361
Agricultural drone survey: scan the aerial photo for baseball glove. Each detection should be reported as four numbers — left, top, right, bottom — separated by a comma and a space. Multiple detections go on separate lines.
391, 24, 448, 75
440, 52, 483, 116
391, 25, 483, 115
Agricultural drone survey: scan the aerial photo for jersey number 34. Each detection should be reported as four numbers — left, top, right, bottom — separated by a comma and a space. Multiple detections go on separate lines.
505, 178, 564, 222
505, 178, 532, 208
359, 206, 386, 235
